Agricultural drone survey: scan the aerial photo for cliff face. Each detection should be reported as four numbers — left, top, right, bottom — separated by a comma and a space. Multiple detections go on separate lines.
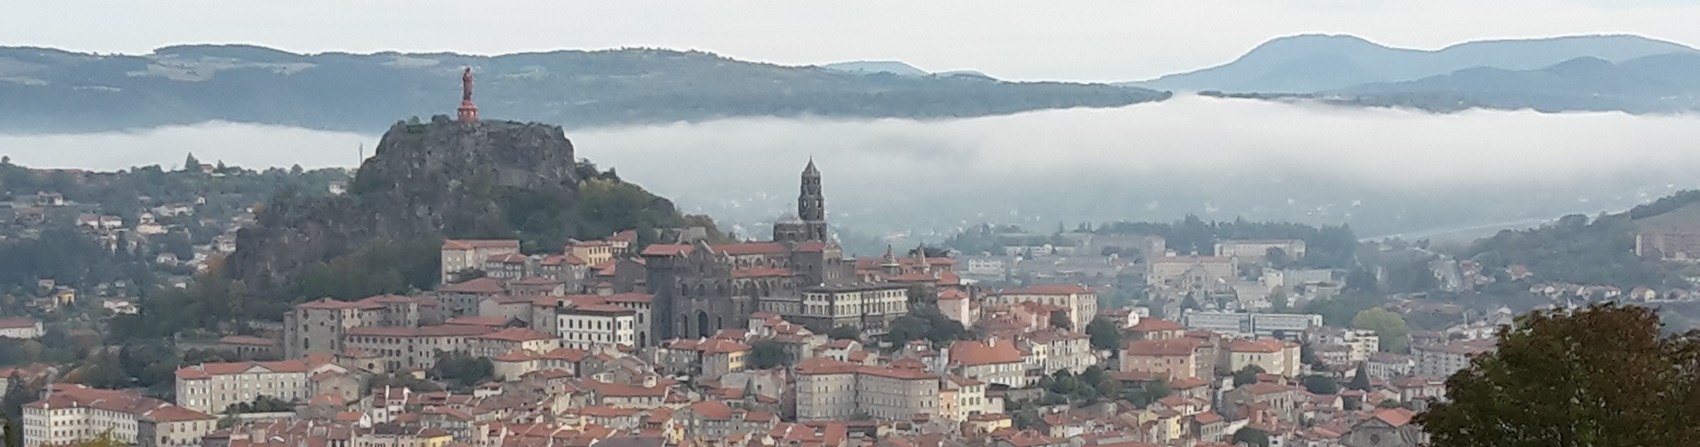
227, 116, 591, 290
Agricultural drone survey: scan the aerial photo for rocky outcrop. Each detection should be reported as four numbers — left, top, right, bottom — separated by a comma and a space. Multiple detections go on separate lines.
227, 116, 606, 291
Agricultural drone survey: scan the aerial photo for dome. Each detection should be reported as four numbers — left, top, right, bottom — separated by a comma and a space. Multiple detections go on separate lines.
776, 211, 802, 225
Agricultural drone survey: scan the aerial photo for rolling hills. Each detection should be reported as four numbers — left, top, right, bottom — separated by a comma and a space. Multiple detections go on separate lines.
0, 45, 1167, 133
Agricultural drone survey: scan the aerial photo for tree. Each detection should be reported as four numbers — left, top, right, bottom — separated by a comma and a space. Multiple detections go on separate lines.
2, 410, 19, 447
1417, 303, 1700, 446
427, 350, 493, 391
828, 326, 860, 341
1265, 247, 1291, 268
183, 153, 200, 172
747, 340, 791, 369
1351, 308, 1410, 353
1233, 365, 1265, 386
1085, 318, 1122, 352
1348, 363, 1371, 391
1269, 289, 1290, 312
1048, 310, 1072, 330
1300, 375, 1340, 395
1180, 294, 1200, 310
1232, 427, 1270, 447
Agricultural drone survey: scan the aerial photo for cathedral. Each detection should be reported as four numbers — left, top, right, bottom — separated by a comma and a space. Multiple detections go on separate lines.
644, 161, 908, 340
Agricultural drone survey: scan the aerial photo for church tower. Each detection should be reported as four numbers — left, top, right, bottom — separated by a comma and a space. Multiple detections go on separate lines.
799, 159, 827, 241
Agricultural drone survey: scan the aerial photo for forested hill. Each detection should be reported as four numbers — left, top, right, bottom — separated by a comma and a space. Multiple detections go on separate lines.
0, 45, 1169, 133
1462, 191, 1700, 289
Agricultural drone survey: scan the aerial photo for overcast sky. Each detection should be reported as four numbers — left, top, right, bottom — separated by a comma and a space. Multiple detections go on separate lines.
7, 0, 1699, 81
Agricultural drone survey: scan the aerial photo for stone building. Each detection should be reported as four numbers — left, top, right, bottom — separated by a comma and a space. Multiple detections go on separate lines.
23, 384, 215, 447
440, 240, 520, 283
984, 285, 1099, 331
173, 358, 348, 414
643, 161, 855, 341
282, 295, 443, 359
760, 283, 910, 336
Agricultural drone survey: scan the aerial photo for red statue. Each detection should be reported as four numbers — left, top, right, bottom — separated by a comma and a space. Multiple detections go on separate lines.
461, 67, 474, 102
457, 67, 479, 123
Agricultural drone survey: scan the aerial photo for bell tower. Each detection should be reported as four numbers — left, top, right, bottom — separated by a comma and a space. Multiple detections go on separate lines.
799, 159, 827, 241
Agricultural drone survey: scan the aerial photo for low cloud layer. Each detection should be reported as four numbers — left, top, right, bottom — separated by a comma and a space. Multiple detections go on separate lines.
4, 96, 1699, 240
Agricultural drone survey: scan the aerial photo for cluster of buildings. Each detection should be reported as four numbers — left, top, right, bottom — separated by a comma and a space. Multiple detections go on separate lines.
10, 160, 1513, 447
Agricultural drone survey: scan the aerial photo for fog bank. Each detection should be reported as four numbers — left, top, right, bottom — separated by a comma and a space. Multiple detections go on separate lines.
5, 96, 1700, 240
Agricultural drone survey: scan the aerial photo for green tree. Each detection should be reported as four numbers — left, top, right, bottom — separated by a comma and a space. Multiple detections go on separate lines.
1085, 318, 1122, 352
2, 410, 19, 447
427, 350, 493, 391
1232, 427, 1270, 447
828, 326, 861, 341
747, 340, 791, 369
1300, 374, 1340, 395
183, 153, 200, 172
1352, 308, 1410, 353
1417, 303, 1700, 446
1049, 311, 1072, 330
1233, 365, 1265, 386
1348, 363, 1371, 391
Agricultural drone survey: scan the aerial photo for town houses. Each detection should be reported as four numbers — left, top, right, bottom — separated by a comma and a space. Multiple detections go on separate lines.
11, 158, 1514, 447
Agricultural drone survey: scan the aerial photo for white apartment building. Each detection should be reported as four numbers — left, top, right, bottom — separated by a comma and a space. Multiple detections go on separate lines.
557, 303, 638, 350
1414, 339, 1497, 377
23, 385, 215, 447
0, 317, 44, 339
1227, 338, 1302, 377
1215, 239, 1307, 262
795, 358, 946, 423
1306, 327, 1381, 363
947, 338, 1028, 388
1023, 329, 1094, 375
174, 359, 347, 414
1183, 311, 1323, 338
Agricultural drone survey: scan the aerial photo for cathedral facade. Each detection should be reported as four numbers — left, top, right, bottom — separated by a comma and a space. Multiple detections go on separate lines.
644, 161, 855, 341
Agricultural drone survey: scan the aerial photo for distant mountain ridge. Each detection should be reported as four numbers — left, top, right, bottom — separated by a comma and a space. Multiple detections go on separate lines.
0, 45, 1165, 133
1131, 34, 1699, 93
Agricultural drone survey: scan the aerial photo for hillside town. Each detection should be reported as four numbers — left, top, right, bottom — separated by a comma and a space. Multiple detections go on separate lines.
1, 157, 1520, 447
6, 68, 1700, 447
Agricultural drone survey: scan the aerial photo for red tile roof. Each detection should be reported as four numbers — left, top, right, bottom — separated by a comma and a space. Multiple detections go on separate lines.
1375, 408, 1415, 427
296, 297, 384, 310
1123, 339, 1201, 357
345, 325, 495, 338
477, 328, 555, 342
1227, 339, 1286, 353
640, 244, 693, 257
487, 253, 528, 264
601, 293, 653, 304
999, 284, 1094, 295
857, 366, 935, 381
948, 339, 1023, 366
443, 240, 519, 250
797, 358, 859, 375
441, 278, 505, 294
0, 317, 40, 329
175, 359, 312, 379
1129, 318, 1184, 332
445, 316, 511, 327
144, 405, 216, 422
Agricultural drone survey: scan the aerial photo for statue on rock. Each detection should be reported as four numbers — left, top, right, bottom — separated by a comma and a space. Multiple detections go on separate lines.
457, 67, 479, 123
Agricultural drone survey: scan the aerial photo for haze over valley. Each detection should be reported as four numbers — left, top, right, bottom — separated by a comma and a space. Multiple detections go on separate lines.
6, 94, 1698, 248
